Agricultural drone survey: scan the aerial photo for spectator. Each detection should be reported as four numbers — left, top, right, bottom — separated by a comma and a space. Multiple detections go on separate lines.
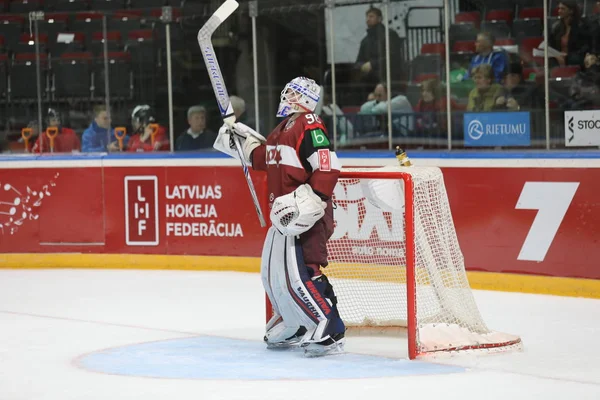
587, 0, 600, 54
127, 105, 169, 152
567, 53, 600, 109
414, 78, 450, 135
32, 108, 80, 153
549, 0, 589, 67
467, 64, 506, 112
175, 105, 217, 151
355, 7, 404, 87
500, 62, 542, 111
359, 83, 414, 134
464, 32, 508, 83
230, 95, 262, 133
315, 87, 354, 145
360, 83, 413, 114
81, 105, 128, 152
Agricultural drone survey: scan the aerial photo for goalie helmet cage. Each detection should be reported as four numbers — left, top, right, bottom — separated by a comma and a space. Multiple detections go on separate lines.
265, 166, 521, 359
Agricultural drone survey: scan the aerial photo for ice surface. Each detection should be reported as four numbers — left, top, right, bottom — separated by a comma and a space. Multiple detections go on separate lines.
0, 269, 598, 400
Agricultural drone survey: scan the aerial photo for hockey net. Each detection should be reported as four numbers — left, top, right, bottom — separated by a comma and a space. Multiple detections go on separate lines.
324, 166, 521, 359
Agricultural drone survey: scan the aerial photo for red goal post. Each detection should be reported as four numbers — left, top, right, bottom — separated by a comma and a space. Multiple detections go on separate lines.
266, 166, 522, 359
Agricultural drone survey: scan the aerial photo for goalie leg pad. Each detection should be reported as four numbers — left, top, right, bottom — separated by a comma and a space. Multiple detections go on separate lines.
264, 316, 307, 349
261, 227, 346, 348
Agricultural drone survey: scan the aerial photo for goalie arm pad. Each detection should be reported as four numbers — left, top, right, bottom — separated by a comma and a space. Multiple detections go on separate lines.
270, 184, 327, 236
213, 122, 266, 164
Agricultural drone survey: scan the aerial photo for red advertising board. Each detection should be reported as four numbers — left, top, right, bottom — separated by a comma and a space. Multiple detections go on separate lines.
444, 168, 600, 279
0, 158, 598, 280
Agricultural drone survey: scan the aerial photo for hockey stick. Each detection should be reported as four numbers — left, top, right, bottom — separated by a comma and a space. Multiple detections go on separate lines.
197, 0, 267, 227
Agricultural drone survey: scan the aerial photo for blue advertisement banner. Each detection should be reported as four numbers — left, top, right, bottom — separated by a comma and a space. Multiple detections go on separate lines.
464, 112, 531, 146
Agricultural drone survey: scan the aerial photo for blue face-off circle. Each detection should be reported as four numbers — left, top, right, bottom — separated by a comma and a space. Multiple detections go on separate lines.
76, 336, 465, 380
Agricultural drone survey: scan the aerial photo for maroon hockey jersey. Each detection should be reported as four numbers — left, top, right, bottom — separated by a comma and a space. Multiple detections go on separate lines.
251, 112, 341, 268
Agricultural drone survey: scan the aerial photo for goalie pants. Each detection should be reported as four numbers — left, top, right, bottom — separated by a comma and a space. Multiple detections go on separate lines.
261, 226, 345, 342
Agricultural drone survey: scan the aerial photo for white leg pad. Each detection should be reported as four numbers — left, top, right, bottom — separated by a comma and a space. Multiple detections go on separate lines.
261, 227, 332, 345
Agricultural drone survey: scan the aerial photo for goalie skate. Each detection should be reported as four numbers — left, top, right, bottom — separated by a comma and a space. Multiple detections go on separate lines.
302, 332, 345, 357
264, 326, 307, 350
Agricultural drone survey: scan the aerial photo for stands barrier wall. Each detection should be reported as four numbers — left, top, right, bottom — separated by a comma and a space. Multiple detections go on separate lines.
0, 152, 598, 299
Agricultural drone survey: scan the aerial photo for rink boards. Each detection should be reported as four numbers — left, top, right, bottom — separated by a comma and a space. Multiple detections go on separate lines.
0, 151, 599, 298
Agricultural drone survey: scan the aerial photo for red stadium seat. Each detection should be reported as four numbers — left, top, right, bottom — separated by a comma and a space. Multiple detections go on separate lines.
414, 73, 440, 84
127, 29, 154, 42
485, 9, 513, 24
148, 7, 181, 20
495, 38, 515, 46
341, 106, 361, 114
519, 36, 543, 63
421, 42, 445, 56
455, 11, 481, 29
518, 7, 543, 20
551, 65, 580, 79
452, 40, 475, 53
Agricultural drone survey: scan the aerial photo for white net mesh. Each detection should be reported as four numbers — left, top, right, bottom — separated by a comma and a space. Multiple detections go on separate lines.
325, 166, 521, 356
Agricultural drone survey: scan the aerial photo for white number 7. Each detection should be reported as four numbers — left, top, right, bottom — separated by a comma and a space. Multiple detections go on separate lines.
516, 182, 579, 262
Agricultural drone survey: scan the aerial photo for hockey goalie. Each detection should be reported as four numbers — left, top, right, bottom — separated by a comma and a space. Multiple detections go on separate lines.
214, 77, 346, 357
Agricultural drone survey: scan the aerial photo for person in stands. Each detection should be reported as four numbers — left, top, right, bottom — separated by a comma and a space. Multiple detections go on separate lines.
175, 105, 216, 151
32, 108, 80, 153
82, 105, 128, 152
467, 64, 506, 112
549, 0, 589, 67
127, 105, 169, 152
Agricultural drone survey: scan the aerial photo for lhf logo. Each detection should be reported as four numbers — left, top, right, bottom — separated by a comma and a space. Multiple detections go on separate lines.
124, 176, 159, 246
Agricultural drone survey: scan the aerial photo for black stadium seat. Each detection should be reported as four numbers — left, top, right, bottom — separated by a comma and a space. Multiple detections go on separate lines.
39, 13, 69, 44
0, 15, 24, 51
449, 22, 479, 43
13, 33, 49, 55
128, 0, 168, 8
110, 10, 143, 39
70, 12, 104, 41
90, 0, 124, 10
512, 18, 542, 41
9, 0, 44, 13
95, 51, 132, 98
126, 29, 155, 68
480, 20, 512, 39
53, 52, 93, 99
50, 31, 85, 57
89, 30, 121, 56
49, 0, 90, 12
482, 0, 515, 12
0, 53, 8, 100
10, 53, 49, 99
409, 54, 443, 83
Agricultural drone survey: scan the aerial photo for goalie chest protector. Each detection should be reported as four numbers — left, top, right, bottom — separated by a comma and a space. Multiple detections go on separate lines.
251, 113, 341, 206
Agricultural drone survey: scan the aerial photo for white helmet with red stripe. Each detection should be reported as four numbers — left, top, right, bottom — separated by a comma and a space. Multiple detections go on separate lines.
276, 77, 321, 118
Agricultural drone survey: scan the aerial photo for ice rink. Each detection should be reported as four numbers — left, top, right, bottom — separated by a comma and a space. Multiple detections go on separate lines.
0, 269, 599, 400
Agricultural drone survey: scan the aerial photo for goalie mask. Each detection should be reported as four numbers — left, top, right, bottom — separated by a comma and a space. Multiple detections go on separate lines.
276, 77, 321, 118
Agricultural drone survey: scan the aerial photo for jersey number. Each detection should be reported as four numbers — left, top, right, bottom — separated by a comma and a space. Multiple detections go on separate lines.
305, 114, 322, 125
